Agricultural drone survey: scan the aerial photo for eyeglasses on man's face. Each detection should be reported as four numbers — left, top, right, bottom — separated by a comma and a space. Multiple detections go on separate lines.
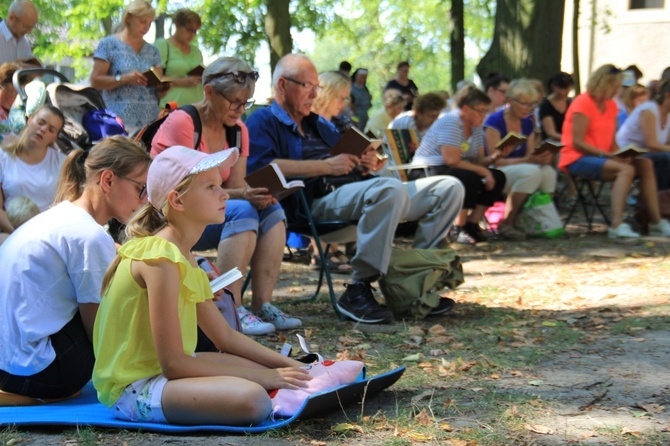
118, 175, 147, 200
283, 77, 322, 94
217, 91, 255, 111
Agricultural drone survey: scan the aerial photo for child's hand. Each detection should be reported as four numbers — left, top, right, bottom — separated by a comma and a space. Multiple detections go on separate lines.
205, 271, 224, 301
256, 367, 312, 390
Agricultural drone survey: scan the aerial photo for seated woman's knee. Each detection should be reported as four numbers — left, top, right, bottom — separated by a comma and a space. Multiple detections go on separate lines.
240, 384, 273, 423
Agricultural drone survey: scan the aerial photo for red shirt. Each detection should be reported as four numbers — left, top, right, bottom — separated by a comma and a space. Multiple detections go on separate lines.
559, 93, 617, 171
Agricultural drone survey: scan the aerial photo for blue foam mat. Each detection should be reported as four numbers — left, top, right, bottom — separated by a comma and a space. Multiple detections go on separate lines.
0, 367, 405, 433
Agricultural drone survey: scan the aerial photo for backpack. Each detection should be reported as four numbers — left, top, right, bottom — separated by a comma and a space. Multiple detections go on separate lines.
82, 108, 127, 142
133, 103, 243, 153
379, 247, 464, 318
133, 103, 202, 151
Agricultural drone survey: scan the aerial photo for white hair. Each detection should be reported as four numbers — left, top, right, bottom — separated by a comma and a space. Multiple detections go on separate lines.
272, 53, 314, 88
8, 1, 36, 17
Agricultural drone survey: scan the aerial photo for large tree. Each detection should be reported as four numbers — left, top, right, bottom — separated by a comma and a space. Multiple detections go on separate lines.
199, 0, 335, 72
477, 0, 566, 83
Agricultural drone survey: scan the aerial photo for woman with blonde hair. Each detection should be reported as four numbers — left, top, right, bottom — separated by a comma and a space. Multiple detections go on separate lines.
484, 78, 556, 240
0, 105, 65, 238
0, 136, 151, 402
560, 64, 670, 238
90, 0, 165, 133
154, 9, 204, 107
152, 57, 300, 336
365, 88, 406, 138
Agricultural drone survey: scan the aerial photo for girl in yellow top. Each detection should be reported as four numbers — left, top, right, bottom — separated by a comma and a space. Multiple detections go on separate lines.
93, 145, 310, 425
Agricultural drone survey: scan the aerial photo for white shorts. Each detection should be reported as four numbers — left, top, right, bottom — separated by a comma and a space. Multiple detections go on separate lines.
111, 374, 168, 423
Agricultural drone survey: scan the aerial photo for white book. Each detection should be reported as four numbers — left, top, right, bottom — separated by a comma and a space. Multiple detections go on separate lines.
209, 267, 243, 293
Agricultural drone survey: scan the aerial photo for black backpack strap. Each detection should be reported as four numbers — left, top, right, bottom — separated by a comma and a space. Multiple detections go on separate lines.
224, 124, 241, 150
180, 105, 202, 149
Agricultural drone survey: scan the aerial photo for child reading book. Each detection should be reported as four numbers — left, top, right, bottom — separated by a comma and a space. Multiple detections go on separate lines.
92, 146, 311, 425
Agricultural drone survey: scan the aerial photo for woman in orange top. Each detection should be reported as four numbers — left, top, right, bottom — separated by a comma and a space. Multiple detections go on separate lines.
560, 64, 670, 238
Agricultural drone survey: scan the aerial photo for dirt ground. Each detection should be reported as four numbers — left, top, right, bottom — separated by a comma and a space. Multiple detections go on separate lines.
3, 219, 670, 445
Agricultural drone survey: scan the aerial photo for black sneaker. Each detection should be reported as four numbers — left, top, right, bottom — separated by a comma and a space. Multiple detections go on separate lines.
337, 282, 394, 324
428, 297, 456, 316
464, 222, 489, 243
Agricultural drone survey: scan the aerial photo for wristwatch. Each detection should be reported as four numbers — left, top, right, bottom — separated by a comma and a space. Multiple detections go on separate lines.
115, 74, 122, 84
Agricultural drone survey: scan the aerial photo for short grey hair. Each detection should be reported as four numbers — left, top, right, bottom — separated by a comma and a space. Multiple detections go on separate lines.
272, 53, 314, 88
203, 56, 256, 97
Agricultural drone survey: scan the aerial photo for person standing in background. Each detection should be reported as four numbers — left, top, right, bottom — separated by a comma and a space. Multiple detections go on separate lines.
350, 68, 372, 130
89, 0, 164, 134
154, 9, 204, 108
0, 1, 38, 65
385, 61, 418, 111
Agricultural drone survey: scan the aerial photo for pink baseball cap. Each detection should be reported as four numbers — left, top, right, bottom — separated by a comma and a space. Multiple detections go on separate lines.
147, 145, 239, 209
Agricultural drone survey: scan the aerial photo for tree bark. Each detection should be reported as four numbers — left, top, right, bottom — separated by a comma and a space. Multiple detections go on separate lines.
264, 0, 293, 75
477, 0, 566, 83
572, 0, 581, 94
154, 13, 168, 41
450, 0, 465, 93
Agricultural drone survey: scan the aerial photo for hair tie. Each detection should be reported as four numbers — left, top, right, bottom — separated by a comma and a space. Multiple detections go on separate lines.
77, 150, 90, 166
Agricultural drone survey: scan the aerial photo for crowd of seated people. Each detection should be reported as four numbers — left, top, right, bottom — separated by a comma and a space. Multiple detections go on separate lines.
5, 0, 670, 426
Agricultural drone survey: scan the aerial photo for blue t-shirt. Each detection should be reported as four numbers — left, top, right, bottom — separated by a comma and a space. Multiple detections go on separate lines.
484, 110, 535, 158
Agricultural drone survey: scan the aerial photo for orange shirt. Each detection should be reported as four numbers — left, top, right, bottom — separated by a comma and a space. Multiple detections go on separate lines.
559, 93, 618, 171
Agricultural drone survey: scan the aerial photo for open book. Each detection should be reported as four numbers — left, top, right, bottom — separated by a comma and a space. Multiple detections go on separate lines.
613, 145, 648, 157
385, 128, 420, 181
244, 163, 305, 200
187, 65, 206, 77
330, 126, 382, 157
496, 131, 527, 150
533, 139, 564, 155
209, 267, 243, 293
142, 67, 172, 88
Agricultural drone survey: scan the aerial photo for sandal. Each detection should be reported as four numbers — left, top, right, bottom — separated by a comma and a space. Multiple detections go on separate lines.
329, 249, 350, 265
310, 253, 353, 274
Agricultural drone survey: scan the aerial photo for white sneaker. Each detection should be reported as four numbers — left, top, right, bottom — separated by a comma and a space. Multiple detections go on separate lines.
237, 306, 275, 335
608, 222, 640, 239
649, 219, 670, 236
257, 303, 302, 330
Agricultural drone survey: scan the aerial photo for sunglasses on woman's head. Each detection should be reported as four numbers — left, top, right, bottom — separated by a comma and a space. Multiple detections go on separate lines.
609, 66, 622, 75
211, 71, 260, 84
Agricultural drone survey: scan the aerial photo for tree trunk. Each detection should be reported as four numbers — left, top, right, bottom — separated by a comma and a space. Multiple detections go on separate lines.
477, 0, 566, 83
572, 0, 581, 94
450, 0, 465, 93
102, 17, 113, 36
154, 13, 168, 41
264, 0, 293, 75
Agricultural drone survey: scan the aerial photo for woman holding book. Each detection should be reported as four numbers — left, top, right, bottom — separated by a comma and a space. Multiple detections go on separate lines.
617, 79, 670, 191
560, 64, 670, 238
151, 56, 300, 336
153, 9, 204, 108
89, 0, 165, 134
0, 136, 151, 402
484, 78, 556, 240
412, 86, 506, 245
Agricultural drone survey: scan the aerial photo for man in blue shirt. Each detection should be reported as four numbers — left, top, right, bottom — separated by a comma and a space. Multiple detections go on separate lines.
247, 54, 464, 324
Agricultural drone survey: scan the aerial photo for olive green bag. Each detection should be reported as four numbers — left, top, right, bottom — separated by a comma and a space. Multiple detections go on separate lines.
379, 247, 464, 319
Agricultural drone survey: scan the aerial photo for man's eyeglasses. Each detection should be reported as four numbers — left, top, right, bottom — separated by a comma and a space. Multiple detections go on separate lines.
472, 107, 489, 115
496, 87, 508, 95
118, 175, 147, 200
283, 77, 322, 94
209, 71, 259, 85
217, 91, 255, 111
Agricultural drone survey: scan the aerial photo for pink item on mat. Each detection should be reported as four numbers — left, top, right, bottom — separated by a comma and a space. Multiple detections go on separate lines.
269, 360, 365, 417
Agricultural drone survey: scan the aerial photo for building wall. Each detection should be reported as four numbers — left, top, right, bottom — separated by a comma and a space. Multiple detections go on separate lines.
561, 0, 670, 88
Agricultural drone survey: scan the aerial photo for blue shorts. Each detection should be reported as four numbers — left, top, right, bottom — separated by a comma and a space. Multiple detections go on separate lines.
566, 156, 607, 181
192, 199, 286, 251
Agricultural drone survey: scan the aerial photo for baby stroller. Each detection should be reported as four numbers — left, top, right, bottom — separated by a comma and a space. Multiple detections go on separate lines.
12, 67, 126, 153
